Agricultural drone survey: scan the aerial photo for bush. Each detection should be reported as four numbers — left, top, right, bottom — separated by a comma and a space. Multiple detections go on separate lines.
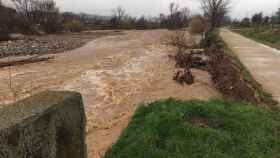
63, 20, 84, 32
200, 31, 219, 47
189, 15, 206, 34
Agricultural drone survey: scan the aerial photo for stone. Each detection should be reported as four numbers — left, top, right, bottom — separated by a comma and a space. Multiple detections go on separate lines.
0, 91, 87, 158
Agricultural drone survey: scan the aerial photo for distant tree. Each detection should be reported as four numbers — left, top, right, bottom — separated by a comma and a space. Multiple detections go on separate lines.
35, 0, 61, 33
136, 16, 148, 29
119, 15, 135, 29
159, 13, 169, 28
222, 15, 232, 26
110, 16, 118, 28
276, 8, 280, 24
263, 16, 270, 25
0, 2, 19, 40
179, 7, 191, 27
251, 12, 263, 31
12, 0, 34, 31
0, 4, 10, 40
169, 3, 179, 17
167, 2, 179, 29
79, 13, 90, 25
12, 0, 61, 33
111, 6, 125, 27
271, 15, 278, 24
251, 12, 263, 25
200, 0, 231, 31
240, 17, 251, 27
167, 3, 190, 29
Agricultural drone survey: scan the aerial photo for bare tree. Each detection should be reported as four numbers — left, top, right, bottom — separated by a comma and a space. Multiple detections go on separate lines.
12, 0, 60, 33
180, 7, 191, 26
33, 0, 61, 33
12, 0, 37, 31
112, 6, 125, 25
169, 3, 179, 17
201, 0, 231, 31
167, 3, 190, 29
0, 1, 17, 40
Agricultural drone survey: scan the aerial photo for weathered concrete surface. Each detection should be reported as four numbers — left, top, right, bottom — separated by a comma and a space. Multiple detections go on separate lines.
0, 91, 86, 158
220, 29, 280, 103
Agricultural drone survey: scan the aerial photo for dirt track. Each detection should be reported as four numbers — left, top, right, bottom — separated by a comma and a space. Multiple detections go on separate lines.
0, 30, 219, 158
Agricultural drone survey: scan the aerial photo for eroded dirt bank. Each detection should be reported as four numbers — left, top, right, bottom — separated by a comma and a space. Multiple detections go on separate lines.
0, 30, 219, 158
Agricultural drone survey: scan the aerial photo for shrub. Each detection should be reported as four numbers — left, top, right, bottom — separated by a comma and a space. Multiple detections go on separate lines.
201, 30, 219, 47
189, 15, 206, 34
63, 20, 84, 32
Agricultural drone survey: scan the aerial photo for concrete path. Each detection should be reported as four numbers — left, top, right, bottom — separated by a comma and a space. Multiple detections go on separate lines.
220, 29, 280, 103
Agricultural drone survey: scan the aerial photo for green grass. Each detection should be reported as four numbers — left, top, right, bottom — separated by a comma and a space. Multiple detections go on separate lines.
233, 26, 280, 50
104, 99, 280, 158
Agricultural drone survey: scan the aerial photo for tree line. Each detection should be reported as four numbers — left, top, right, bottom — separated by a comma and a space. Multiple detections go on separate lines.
0, 0, 192, 39
233, 9, 280, 28
0, 0, 233, 41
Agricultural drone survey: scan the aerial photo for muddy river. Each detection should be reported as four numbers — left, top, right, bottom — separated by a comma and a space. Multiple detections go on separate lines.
0, 30, 219, 158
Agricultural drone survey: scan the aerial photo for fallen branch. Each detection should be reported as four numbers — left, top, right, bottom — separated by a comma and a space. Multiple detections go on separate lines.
0, 55, 54, 68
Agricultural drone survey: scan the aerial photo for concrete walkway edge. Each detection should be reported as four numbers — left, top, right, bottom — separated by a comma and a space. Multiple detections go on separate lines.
220, 29, 280, 104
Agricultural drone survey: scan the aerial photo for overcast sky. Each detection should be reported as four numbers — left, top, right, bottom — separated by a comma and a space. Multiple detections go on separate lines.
4, 0, 280, 19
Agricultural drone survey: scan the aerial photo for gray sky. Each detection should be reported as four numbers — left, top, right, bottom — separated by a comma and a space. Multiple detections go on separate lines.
4, 0, 280, 19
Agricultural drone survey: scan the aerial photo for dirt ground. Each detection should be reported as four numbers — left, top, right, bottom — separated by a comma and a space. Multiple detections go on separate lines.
0, 30, 219, 158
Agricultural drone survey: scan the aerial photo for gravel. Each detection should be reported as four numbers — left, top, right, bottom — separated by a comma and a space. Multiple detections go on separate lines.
0, 31, 116, 58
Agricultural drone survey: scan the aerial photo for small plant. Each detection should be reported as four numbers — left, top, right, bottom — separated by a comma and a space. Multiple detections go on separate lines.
201, 30, 219, 47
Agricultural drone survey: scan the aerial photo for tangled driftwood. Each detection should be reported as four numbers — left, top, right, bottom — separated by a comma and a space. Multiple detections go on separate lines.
173, 50, 210, 85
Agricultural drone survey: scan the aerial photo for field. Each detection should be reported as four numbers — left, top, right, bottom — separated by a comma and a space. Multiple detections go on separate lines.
104, 99, 280, 158
233, 26, 280, 50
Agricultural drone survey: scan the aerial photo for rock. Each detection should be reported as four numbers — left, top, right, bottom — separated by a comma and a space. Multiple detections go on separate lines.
8, 33, 25, 40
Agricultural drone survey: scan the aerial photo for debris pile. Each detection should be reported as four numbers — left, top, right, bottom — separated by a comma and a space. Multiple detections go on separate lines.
173, 50, 209, 85
171, 37, 276, 105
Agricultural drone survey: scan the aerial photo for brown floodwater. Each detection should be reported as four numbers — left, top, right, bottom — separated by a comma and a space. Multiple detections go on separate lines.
0, 30, 219, 158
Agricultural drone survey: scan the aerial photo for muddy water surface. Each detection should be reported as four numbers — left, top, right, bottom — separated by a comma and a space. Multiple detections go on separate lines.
0, 30, 219, 158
